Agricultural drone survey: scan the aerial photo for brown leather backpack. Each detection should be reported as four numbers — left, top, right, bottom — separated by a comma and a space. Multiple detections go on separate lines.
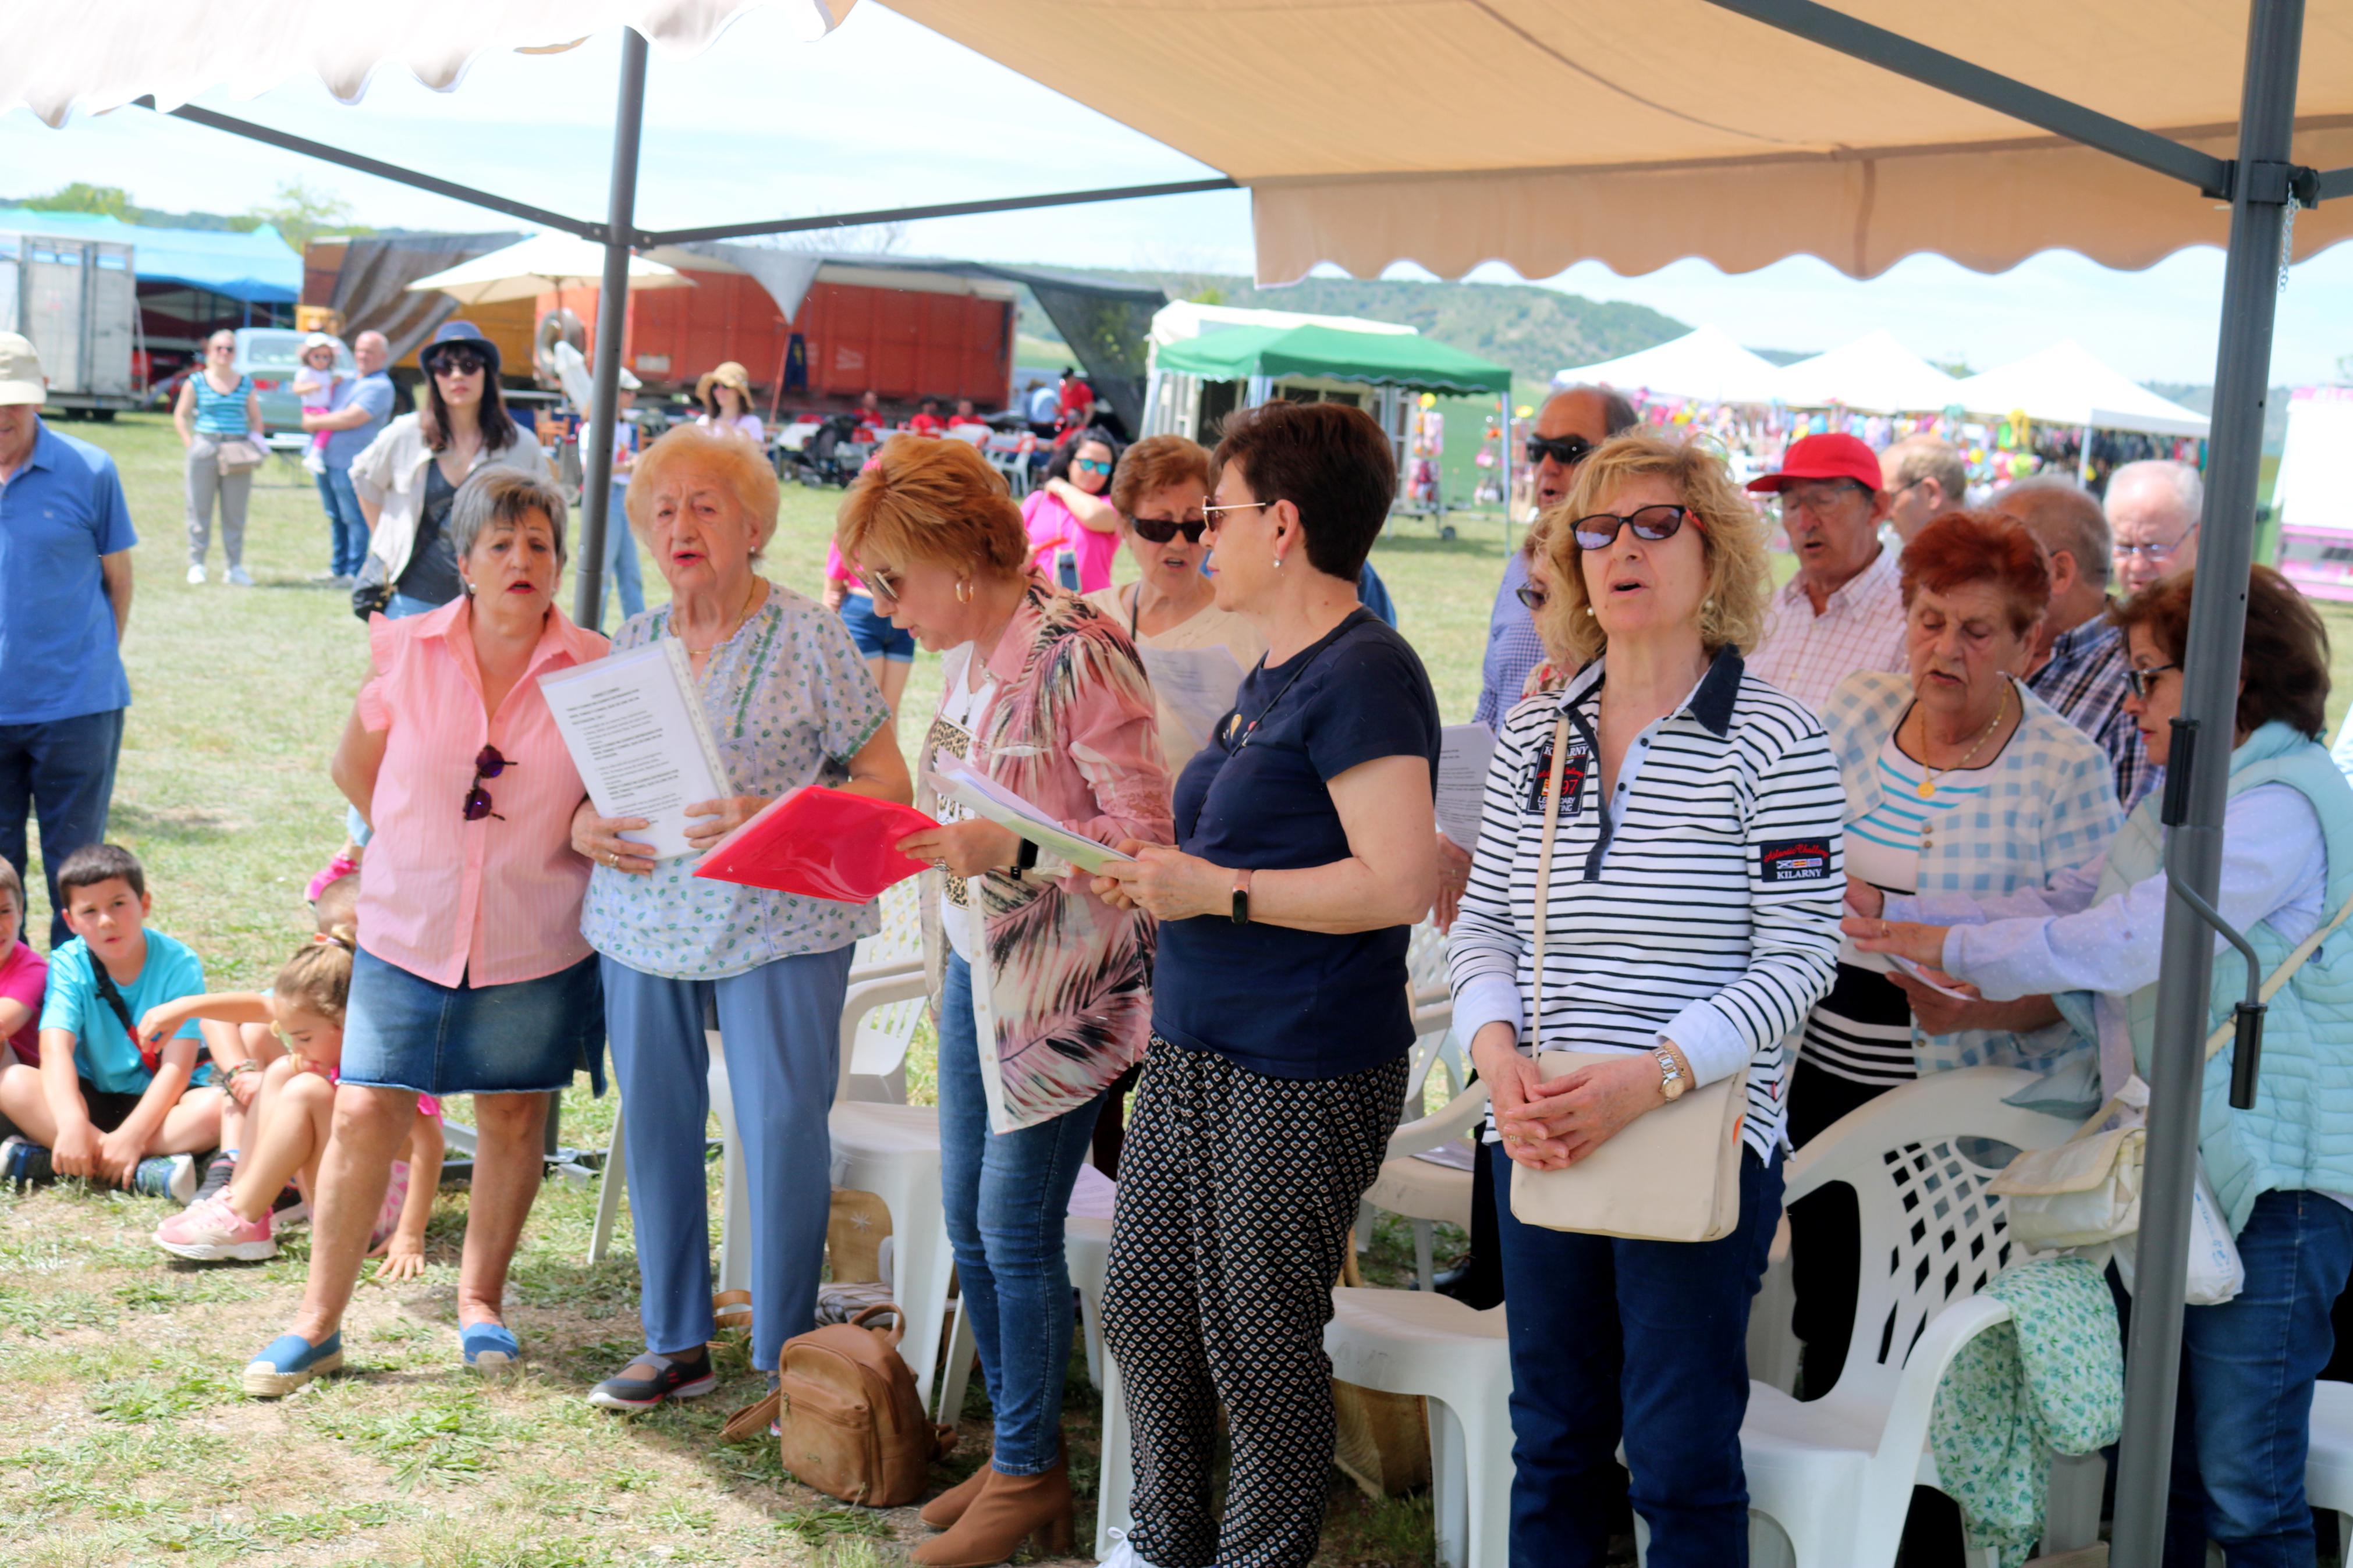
722, 1304, 953, 1506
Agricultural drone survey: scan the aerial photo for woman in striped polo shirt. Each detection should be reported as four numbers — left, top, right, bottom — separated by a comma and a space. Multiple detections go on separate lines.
1448, 432, 1844, 1566
1791, 510, 2121, 1403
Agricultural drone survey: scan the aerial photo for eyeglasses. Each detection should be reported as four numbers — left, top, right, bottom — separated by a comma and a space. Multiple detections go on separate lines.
1202, 499, 1274, 532
2124, 663, 2180, 699
1129, 515, 1208, 545
463, 744, 515, 822
1073, 458, 1113, 477
1513, 584, 1549, 613
2115, 537, 2192, 561
1525, 434, 1598, 469
1572, 504, 1698, 552
1776, 479, 1869, 517
430, 351, 487, 378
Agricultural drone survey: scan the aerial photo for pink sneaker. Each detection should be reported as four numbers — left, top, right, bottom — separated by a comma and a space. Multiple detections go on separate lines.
155, 1196, 277, 1262
368, 1161, 411, 1251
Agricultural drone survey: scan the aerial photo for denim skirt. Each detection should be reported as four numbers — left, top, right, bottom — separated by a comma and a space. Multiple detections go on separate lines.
342, 947, 604, 1097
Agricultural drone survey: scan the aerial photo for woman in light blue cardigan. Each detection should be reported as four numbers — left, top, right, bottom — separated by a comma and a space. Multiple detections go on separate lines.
1857, 565, 2353, 1567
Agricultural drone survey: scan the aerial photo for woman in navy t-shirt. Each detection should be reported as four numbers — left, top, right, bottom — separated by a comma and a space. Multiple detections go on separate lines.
1094, 400, 1440, 1568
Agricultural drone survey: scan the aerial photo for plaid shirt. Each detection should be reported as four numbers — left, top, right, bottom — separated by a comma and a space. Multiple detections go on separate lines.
1749, 545, 1910, 713
1823, 670, 2124, 1075
1475, 552, 1548, 729
2026, 614, 2153, 813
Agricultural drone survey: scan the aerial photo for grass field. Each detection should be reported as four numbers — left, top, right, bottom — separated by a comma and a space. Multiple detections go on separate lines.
0, 413, 1517, 1568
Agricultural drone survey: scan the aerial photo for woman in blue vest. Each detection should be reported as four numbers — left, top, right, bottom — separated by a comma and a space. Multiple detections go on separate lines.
1855, 564, 2353, 1567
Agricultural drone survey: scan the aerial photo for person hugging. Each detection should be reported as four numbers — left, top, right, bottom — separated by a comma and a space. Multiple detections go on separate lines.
0, 845, 223, 1194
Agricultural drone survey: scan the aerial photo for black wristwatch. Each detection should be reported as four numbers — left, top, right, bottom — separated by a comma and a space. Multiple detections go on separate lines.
1010, 839, 1039, 880
1230, 867, 1254, 926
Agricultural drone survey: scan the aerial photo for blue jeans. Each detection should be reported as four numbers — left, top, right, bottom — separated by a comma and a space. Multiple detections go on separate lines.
597, 486, 644, 630
315, 464, 368, 578
1492, 1141, 1784, 1568
936, 951, 1105, 1474
2164, 1186, 2353, 1567
601, 948, 851, 1371
0, 708, 125, 950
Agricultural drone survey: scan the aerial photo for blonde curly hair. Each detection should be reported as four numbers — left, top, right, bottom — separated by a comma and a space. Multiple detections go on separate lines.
1537, 432, 1771, 669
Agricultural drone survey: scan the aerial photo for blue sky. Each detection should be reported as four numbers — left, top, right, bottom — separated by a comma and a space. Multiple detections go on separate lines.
6, 2, 2349, 386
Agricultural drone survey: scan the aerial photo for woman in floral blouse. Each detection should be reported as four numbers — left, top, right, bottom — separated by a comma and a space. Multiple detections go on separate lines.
569, 426, 911, 1412
839, 435, 1171, 1568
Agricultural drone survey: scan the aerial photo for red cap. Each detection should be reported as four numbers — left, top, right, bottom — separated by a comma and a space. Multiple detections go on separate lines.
1746, 432, 1884, 494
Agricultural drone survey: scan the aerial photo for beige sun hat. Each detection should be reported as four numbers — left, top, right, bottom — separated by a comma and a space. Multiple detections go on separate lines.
695, 360, 753, 407
0, 333, 46, 407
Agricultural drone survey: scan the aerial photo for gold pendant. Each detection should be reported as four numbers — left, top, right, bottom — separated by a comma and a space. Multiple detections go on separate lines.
1917, 779, 1936, 799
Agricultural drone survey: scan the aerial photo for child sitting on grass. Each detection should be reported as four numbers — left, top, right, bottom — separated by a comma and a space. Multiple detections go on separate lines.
0, 845, 222, 1194
147, 924, 443, 1271
0, 860, 49, 1068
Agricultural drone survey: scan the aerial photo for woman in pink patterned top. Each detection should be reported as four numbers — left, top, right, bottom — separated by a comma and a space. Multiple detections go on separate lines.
837, 436, 1170, 1566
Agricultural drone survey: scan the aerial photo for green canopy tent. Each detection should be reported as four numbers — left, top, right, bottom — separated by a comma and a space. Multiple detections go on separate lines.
1149, 323, 1513, 532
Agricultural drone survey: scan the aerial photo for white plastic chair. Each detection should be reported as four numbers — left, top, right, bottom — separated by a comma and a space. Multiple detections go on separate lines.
584, 1030, 751, 1295
1358, 1064, 1487, 1291
931, 1199, 1116, 1428
2305, 1379, 2353, 1556
849, 879, 923, 982
1737, 1066, 2084, 1568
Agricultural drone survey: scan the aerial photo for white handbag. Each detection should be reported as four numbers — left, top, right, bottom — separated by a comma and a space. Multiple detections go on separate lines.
1507, 717, 1750, 1243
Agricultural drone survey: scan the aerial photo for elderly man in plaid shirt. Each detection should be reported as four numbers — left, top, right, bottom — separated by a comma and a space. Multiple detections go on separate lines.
1745, 432, 1910, 711
1992, 477, 2155, 810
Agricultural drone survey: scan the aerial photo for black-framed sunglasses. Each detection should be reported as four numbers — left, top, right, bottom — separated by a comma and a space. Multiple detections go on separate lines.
1129, 515, 1208, 545
463, 744, 516, 822
1525, 434, 1598, 468
1513, 584, 1549, 613
430, 351, 488, 378
2124, 663, 2180, 699
1572, 504, 1697, 551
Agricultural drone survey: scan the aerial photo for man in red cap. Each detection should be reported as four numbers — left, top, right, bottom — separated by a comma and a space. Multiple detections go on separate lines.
1745, 432, 1907, 710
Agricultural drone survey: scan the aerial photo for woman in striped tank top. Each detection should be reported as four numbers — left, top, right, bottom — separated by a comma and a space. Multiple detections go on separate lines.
172, 329, 261, 586
1789, 510, 2123, 1403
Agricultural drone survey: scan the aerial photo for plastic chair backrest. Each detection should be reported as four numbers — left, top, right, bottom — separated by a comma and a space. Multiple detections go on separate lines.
850, 994, 926, 1083
1405, 920, 1450, 1004
1788, 1067, 2079, 1410
852, 880, 923, 975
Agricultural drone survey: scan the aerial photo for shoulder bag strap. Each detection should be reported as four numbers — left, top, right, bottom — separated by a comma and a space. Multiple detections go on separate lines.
2201, 886, 2353, 1061
1529, 715, 1570, 1053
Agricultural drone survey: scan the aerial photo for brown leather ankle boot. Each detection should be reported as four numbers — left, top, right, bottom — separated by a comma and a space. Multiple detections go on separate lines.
909, 1451, 1072, 1567
918, 1462, 995, 1530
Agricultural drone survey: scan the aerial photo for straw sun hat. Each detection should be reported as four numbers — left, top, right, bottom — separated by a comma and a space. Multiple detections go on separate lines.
696, 361, 753, 407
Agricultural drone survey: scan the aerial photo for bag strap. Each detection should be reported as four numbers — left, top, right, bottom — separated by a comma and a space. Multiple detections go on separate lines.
1529, 716, 1570, 1053
849, 1302, 908, 1349
2201, 886, 2353, 1061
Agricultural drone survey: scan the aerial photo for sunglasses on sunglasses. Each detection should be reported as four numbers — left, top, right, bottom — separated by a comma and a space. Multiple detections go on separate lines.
1128, 515, 1208, 545
463, 744, 516, 822
1526, 434, 1598, 468
1572, 504, 1697, 551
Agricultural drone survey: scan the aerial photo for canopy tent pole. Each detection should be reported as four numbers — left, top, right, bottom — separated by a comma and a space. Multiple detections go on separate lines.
575, 27, 648, 632
2110, 1, 2305, 1560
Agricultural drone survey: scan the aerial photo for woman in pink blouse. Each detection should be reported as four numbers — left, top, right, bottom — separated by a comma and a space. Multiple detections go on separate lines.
243, 467, 609, 1399
839, 436, 1171, 1566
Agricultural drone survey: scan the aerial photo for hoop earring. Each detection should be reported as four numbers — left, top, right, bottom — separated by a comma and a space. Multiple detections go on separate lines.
955, 578, 973, 604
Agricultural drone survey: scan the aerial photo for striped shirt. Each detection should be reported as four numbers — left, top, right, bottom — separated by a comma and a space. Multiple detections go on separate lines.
1447, 648, 1845, 1159
190, 373, 253, 438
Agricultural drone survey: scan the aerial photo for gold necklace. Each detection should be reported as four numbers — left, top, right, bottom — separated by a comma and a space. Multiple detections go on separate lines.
1915, 683, 2010, 799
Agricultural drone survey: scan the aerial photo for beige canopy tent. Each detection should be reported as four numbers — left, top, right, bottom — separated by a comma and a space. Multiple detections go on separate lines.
11, 0, 2353, 1555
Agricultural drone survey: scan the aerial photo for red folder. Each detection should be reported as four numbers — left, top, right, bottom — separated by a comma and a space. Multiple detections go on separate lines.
692, 787, 936, 902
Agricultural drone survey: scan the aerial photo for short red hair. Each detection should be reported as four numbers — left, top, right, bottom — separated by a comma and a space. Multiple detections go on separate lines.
1898, 509, 2050, 638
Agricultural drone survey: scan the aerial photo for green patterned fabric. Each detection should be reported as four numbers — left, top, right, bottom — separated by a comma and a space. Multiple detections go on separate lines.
1928, 1256, 2123, 1567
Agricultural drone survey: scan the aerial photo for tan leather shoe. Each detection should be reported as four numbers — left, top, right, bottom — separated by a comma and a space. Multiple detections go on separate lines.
910, 1452, 1072, 1567
918, 1462, 995, 1530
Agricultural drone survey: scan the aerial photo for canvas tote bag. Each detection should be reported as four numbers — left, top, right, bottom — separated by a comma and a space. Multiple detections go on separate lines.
1509, 717, 1750, 1242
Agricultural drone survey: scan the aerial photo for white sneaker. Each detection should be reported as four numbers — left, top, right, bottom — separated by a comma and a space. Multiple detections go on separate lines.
186, 564, 207, 585
1099, 1531, 1162, 1568
226, 566, 254, 588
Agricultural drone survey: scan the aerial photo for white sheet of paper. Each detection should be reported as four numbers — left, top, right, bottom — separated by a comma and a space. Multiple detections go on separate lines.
538, 641, 732, 859
1436, 723, 1497, 847
928, 751, 1133, 873
1888, 954, 1978, 1002
1137, 643, 1245, 753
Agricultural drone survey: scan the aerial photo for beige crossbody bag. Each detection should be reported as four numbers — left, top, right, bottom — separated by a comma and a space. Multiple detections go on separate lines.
1508, 716, 1750, 1242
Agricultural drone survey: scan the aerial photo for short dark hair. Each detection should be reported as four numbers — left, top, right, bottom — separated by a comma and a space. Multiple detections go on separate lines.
1212, 400, 1396, 583
56, 843, 145, 903
2111, 564, 2330, 741
1045, 426, 1124, 486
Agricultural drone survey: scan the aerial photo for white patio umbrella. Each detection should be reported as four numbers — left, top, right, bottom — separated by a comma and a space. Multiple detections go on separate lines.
405, 232, 695, 305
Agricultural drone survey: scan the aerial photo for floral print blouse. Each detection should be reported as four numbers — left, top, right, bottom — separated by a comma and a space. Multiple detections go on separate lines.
581, 582, 892, 980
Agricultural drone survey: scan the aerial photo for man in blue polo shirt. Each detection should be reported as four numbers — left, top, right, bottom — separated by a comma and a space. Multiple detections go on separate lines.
301, 329, 393, 586
0, 332, 136, 948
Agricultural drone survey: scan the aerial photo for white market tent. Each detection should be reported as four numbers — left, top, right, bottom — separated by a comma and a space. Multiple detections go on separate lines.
1553, 325, 1788, 404
1774, 328, 1963, 413
1955, 338, 2212, 436
13, 1, 2353, 1551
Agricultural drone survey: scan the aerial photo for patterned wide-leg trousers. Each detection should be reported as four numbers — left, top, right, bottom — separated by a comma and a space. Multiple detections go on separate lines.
1102, 1037, 1410, 1568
